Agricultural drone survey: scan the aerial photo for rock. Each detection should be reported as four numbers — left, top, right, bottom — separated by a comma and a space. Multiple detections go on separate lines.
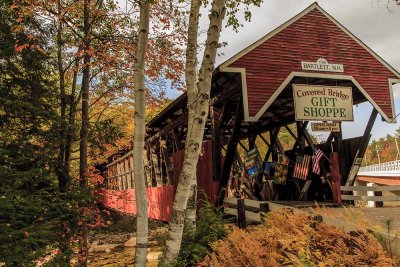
124, 236, 137, 247
88, 241, 99, 252
147, 251, 162, 261
90, 244, 119, 253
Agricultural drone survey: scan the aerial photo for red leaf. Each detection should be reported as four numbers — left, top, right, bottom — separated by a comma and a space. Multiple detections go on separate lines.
15, 43, 29, 52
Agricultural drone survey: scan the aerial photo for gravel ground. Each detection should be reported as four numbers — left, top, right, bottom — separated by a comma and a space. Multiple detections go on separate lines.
356, 207, 400, 232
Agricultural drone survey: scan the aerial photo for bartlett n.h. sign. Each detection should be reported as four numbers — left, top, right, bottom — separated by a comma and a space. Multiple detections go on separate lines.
301, 58, 344, 73
293, 84, 353, 121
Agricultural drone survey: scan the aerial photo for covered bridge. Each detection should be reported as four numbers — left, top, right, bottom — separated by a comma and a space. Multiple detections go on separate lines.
100, 3, 400, 221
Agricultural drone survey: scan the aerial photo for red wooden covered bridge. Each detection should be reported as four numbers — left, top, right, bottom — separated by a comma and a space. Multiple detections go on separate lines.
98, 3, 400, 221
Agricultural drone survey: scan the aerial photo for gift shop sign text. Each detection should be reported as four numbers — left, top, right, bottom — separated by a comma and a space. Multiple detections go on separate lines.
293, 84, 353, 121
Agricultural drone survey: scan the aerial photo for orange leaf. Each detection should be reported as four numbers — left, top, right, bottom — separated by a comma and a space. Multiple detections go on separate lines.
15, 43, 29, 52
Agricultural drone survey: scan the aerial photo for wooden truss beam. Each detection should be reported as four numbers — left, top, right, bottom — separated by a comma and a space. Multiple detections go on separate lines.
216, 98, 244, 207
346, 109, 378, 186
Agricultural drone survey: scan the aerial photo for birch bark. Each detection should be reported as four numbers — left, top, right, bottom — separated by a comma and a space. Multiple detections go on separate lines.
133, 0, 151, 265
162, 0, 226, 264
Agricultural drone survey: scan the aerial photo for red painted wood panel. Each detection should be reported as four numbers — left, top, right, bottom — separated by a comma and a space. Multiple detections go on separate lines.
99, 141, 219, 222
330, 152, 342, 204
172, 140, 219, 208
98, 186, 174, 222
227, 8, 399, 119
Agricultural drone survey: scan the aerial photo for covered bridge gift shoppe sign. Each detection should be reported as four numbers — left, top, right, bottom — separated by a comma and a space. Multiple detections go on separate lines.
293, 84, 353, 121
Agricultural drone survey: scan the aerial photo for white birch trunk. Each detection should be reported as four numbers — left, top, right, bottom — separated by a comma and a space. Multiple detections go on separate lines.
183, 0, 201, 234
162, 0, 226, 264
133, 0, 150, 266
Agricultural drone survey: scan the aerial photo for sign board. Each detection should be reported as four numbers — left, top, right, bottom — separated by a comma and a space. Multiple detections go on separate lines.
301, 58, 344, 73
311, 122, 340, 132
293, 84, 353, 121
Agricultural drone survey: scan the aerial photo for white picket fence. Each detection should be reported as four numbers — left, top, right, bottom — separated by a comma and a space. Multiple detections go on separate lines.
358, 160, 400, 177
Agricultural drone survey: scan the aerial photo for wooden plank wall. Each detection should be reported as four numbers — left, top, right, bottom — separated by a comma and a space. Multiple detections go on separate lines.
172, 140, 219, 207
99, 186, 174, 221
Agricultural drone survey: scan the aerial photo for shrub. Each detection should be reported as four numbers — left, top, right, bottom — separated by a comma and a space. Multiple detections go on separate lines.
175, 202, 229, 267
201, 210, 398, 267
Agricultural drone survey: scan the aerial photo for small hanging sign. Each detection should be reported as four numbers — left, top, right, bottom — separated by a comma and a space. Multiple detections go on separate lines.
311, 122, 340, 132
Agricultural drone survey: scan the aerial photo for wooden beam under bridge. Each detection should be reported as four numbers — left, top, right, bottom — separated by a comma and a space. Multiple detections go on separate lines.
346, 108, 378, 186
216, 98, 243, 208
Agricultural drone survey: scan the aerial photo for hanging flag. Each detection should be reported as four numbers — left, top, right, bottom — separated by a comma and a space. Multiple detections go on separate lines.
293, 154, 311, 180
312, 148, 324, 175
273, 158, 288, 185
263, 162, 275, 180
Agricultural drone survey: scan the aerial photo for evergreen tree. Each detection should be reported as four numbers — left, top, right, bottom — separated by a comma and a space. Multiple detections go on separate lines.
0, 1, 83, 264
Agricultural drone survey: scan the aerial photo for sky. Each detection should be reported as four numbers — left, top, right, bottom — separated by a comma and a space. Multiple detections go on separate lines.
169, 0, 400, 141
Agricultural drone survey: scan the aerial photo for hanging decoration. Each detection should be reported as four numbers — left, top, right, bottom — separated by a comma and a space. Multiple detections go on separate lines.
273, 157, 289, 185
293, 154, 311, 180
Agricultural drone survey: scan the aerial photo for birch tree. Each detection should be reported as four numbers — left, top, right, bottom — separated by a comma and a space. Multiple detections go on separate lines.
162, 0, 227, 264
133, 0, 151, 265
161, 0, 262, 263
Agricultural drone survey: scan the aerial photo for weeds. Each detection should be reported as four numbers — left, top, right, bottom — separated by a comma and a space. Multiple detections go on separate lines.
175, 202, 229, 267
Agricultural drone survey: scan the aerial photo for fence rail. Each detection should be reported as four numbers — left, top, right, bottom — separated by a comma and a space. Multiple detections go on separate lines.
340, 185, 400, 202
359, 160, 400, 173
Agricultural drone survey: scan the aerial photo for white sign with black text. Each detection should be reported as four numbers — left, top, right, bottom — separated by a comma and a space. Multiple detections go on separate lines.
293, 84, 353, 122
311, 122, 341, 132
301, 58, 344, 73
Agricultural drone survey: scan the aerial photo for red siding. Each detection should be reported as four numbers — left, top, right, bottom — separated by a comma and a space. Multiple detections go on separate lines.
98, 186, 174, 222
228, 9, 399, 119
172, 140, 219, 207
98, 141, 218, 222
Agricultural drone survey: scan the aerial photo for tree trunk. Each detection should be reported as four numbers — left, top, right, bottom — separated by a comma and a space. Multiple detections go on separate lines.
79, 0, 91, 188
79, 0, 91, 264
133, 0, 151, 266
57, 0, 68, 192
183, 0, 201, 233
64, 58, 79, 175
162, 0, 226, 264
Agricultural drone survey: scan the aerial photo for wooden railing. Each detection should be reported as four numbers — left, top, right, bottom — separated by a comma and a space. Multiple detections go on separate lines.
223, 197, 271, 228
340, 185, 400, 202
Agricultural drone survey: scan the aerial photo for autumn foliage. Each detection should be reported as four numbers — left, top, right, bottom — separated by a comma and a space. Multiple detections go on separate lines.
201, 210, 398, 267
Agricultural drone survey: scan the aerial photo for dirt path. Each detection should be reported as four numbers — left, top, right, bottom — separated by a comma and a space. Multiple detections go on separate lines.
356, 207, 400, 232
312, 206, 400, 233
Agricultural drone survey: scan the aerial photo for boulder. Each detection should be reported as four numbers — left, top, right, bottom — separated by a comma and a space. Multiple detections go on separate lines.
147, 251, 162, 261
88, 241, 99, 252
89, 244, 119, 253
123, 236, 137, 247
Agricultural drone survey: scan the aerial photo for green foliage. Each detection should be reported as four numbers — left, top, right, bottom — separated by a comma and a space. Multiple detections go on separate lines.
88, 117, 126, 159
363, 130, 400, 166
0, 1, 105, 265
175, 203, 228, 267
225, 0, 263, 32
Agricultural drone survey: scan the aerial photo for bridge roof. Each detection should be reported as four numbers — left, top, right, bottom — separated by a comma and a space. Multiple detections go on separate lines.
219, 2, 400, 122
148, 2, 400, 136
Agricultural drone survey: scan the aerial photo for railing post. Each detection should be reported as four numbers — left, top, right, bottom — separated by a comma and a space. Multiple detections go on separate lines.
237, 199, 246, 229
330, 152, 342, 204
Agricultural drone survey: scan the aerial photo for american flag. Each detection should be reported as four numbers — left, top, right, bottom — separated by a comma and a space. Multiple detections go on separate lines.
293, 154, 311, 180
312, 148, 324, 175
